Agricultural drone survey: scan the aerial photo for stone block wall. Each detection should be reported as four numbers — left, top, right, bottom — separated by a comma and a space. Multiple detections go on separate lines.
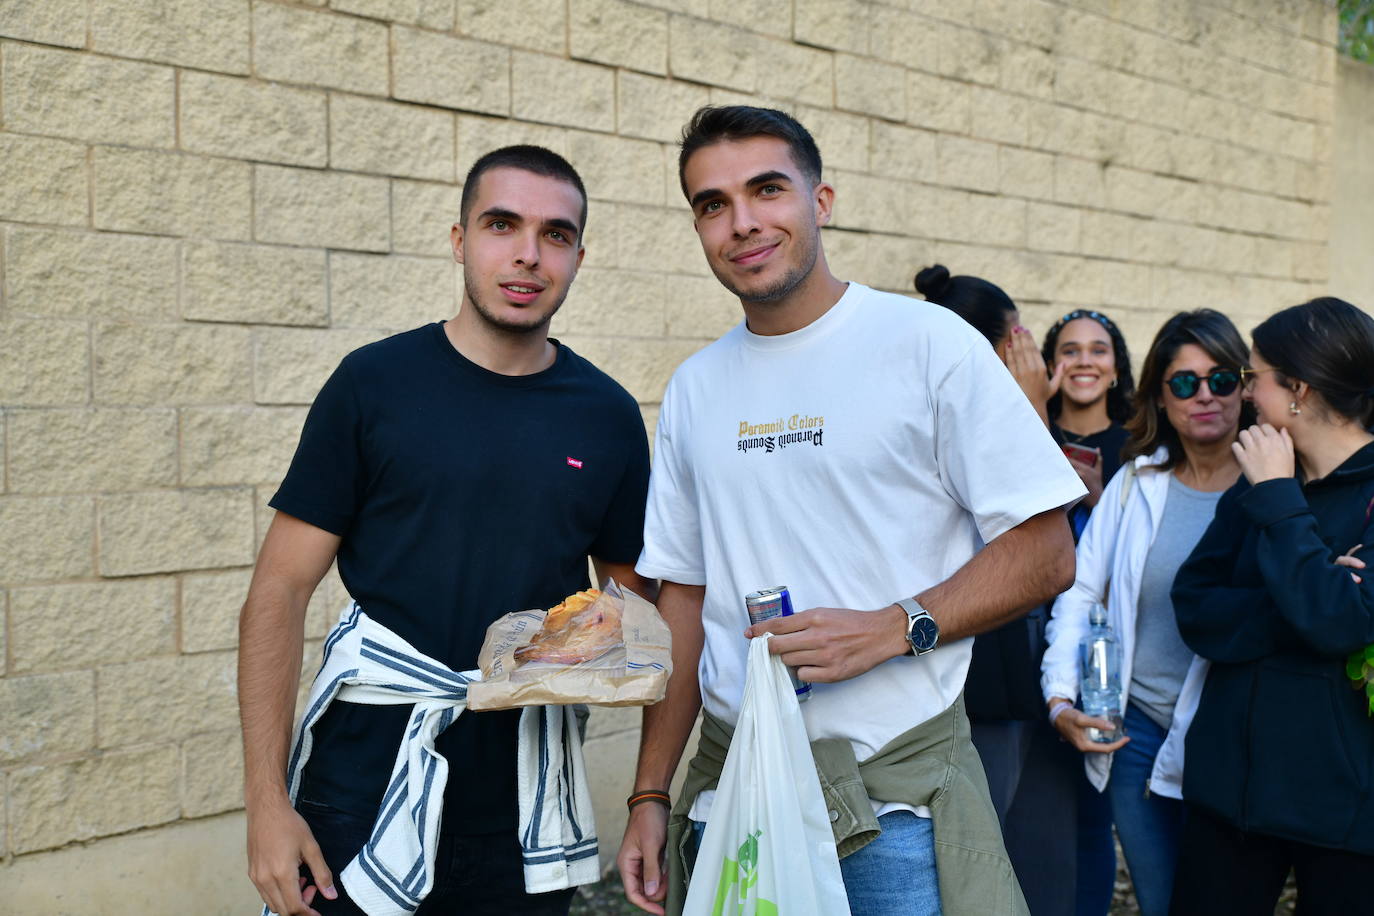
0, 0, 1347, 908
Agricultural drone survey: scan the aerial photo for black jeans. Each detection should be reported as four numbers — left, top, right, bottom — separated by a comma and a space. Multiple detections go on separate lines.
1170, 803, 1374, 916
296, 799, 577, 915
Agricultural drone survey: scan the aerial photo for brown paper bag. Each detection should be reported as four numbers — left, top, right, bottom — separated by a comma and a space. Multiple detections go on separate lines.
466, 579, 672, 710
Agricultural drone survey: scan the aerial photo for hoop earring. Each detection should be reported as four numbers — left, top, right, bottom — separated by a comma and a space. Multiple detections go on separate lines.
1289, 401, 1301, 416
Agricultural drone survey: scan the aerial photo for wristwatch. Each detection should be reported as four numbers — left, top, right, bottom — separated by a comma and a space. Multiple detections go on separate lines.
897, 597, 939, 656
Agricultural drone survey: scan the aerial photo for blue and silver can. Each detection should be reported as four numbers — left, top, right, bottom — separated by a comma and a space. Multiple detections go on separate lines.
745, 586, 811, 702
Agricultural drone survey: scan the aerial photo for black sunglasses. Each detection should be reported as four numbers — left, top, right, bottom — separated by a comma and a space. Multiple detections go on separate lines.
1165, 370, 1241, 399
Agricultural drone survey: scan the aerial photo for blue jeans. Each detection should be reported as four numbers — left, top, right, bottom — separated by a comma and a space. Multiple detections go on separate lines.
692, 810, 941, 915
1106, 704, 1186, 916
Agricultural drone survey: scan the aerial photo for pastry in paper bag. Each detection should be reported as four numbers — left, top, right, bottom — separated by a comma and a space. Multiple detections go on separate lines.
467, 579, 672, 710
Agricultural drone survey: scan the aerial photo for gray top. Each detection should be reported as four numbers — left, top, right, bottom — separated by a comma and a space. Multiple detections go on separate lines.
1130, 475, 1224, 730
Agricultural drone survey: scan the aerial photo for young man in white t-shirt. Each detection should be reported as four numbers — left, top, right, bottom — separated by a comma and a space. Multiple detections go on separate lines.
616, 106, 1086, 916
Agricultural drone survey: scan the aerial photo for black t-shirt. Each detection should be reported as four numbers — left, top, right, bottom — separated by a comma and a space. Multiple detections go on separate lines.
270, 322, 650, 834
1052, 422, 1129, 541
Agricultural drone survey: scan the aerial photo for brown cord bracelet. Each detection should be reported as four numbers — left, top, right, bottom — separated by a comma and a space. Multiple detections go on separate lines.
626, 790, 671, 811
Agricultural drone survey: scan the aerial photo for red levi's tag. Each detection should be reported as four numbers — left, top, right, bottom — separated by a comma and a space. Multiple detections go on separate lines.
566, 457, 583, 469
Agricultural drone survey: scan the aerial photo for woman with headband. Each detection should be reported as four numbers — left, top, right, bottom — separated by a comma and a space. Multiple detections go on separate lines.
1170, 297, 1374, 914
1041, 309, 1252, 916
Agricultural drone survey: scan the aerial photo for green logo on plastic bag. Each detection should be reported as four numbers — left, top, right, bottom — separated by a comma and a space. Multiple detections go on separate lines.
711, 830, 778, 915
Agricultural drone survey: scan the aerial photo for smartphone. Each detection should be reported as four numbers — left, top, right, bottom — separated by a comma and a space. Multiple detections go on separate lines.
1062, 443, 1100, 467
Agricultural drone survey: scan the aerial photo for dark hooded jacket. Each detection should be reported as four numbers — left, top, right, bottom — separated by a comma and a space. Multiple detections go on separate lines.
1172, 441, 1374, 853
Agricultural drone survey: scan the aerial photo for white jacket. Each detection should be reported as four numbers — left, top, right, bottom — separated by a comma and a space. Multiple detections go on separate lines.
1039, 447, 1209, 798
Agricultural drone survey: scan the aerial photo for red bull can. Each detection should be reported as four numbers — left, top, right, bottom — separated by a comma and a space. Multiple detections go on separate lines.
745, 586, 811, 702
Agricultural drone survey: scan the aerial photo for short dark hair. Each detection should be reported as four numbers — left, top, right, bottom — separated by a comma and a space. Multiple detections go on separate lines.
914, 264, 1017, 347
1041, 309, 1136, 425
1251, 297, 1374, 428
677, 106, 823, 199
459, 144, 588, 233
1123, 308, 1255, 470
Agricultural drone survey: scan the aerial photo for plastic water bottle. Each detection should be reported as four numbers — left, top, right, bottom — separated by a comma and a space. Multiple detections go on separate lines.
1078, 606, 1123, 743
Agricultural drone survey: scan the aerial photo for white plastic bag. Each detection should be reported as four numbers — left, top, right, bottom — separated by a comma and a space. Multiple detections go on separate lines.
683, 634, 851, 916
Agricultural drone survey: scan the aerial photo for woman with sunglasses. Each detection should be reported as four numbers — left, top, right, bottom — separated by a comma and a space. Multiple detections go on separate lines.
1041, 309, 1251, 916
1169, 298, 1374, 914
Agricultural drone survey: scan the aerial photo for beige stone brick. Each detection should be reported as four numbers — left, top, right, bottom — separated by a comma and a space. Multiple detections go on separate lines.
331, 253, 456, 329
182, 569, 252, 653
253, 165, 390, 252
5, 228, 178, 322
615, 204, 703, 276
799, 106, 870, 174
180, 406, 309, 487
92, 148, 252, 241
511, 52, 615, 132
253, 328, 386, 405
668, 15, 757, 93
553, 268, 666, 338
10, 579, 176, 675
942, 191, 1026, 249
181, 728, 244, 817
98, 488, 257, 577
99, 652, 238, 747
1105, 166, 1199, 222
330, 95, 455, 182
91, 0, 250, 73
460, 0, 565, 53
585, 703, 640, 740
0, 319, 89, 407
555, 337, 703, 402
870, 122, 937, 183
830, 171, 909, 236
0, 495, 95, 583
906, 71, 971, 135
333, 0, 455, 29
934, 22, 1003, 86
1100, 260, 1153, 310
755, 39, 833, 109
2, 44, 174, 148
252, 2, 387, 95
0, 134, 88, 227
793, 0, 868, 54
998, 45, 1055, 100
567, 132, 665, 205
7, 408, 177, 494
1026, 202, 1080, 254
182, 241, 328, 327
454, 115, 569, 185
8, 746, 180, 853
870, 6, 940, 68
1053, 156, 1107, 209
633, 0, 708, 13
861, 233, 923, 293
835, 54, 904, 121
180, 71, 327, 168
392, 27, 511, 117
708, 0, 790, 37
936, 136, 1000, 194
664, 273, 740, 339
1000, 147, 1055, 200
616, 72, 710, 143
391, 180, 462, 258
93, 323, 253, 406
0, 671, 96, 763
969, 87, 1030, 146
0, 0, 86, 47
570, 0, 667, 75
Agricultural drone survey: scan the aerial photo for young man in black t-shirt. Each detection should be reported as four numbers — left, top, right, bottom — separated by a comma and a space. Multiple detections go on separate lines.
239, 146, 654, 916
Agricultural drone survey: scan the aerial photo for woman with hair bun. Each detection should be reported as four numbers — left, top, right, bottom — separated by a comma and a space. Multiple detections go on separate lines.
1170, 297, 1374, 914
915, 267, 1118, 916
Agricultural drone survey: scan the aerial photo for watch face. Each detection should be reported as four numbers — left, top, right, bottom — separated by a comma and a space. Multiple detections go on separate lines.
910, 615, 940, 652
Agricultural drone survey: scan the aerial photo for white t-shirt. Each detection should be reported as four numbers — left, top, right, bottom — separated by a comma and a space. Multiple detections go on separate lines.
636, 282, 1086, 820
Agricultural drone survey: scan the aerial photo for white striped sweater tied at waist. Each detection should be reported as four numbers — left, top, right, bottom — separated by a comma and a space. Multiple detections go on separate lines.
264, 602, 599, 916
